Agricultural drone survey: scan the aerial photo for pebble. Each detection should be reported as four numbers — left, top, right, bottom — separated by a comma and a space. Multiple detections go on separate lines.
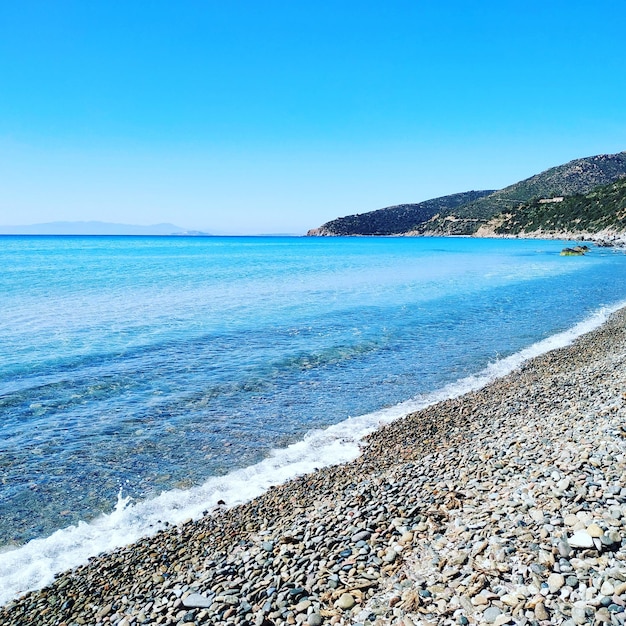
336, 593, 356, 610
569, 531, 594, 548
535, 601, 549, 620
383, 548, 397, 563
182, 593, 213, 608
547, 573, 565, 592
601, 581, 615, 596
483, 606, 503, 623
587, 523, 605, 538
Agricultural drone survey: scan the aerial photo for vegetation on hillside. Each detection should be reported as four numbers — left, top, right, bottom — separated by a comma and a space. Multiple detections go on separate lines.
307, 190, 493, 236
453, 152, 626, 223
490, 177, 626, 235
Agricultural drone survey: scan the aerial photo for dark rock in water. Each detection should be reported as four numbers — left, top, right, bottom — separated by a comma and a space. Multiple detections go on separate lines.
560, 246, 587, 256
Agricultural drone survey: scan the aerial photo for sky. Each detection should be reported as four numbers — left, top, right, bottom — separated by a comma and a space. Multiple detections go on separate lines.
1, 1, 625, 235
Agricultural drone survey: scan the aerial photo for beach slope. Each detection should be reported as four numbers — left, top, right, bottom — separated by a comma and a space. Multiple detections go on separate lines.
2, 310, 626, 625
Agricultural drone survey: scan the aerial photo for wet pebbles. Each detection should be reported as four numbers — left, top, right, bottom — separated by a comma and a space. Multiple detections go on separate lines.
3, 309, 626, 625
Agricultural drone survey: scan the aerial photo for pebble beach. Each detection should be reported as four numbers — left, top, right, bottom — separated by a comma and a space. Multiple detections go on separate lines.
3, 307, 626, 626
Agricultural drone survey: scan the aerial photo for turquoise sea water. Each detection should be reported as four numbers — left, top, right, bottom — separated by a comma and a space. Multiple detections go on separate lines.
1, 234, 626, 603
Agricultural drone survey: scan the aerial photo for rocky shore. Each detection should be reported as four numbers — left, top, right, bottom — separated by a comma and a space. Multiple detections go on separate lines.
470, 229, 626, 248
3, 310, 626, 626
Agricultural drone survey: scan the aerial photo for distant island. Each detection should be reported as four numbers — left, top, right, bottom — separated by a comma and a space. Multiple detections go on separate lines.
0, 221, 211, 236
308, 151, 626, 243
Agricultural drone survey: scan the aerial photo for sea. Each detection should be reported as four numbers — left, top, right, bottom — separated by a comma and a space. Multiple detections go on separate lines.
1, 234, 626, 604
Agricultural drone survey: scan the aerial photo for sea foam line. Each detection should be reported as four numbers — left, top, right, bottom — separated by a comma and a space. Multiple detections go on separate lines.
1, 300, 624, 607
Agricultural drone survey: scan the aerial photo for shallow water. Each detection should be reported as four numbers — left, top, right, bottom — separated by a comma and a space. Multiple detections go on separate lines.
1, 235, 626, 603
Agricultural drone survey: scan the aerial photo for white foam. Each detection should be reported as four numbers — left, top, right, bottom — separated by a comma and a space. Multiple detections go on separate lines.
1, 300, 624, 607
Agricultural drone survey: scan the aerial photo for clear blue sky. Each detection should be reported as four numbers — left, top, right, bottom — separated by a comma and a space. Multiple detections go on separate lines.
1, 1, 625, 234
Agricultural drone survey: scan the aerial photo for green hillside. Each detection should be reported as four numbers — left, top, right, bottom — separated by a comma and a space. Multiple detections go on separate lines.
488, 177, 626, 236
460, 152, 626, 219
306, 190, 493, 236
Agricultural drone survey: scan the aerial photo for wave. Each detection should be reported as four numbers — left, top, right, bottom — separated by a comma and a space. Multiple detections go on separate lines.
1, 300, 624, 607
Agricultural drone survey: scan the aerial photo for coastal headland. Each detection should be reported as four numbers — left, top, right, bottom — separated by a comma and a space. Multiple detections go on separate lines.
306, 151, 626, 240
2, 310, 626, 625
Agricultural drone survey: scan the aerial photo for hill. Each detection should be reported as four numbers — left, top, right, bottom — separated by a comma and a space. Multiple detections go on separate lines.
308, 151, 626, 237
478, 176, 626, 238
306, 190, 494, 236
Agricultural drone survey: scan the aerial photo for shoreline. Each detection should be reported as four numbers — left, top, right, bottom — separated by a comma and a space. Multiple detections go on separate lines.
3, 309, 626, 625
308, 231, 626, 247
